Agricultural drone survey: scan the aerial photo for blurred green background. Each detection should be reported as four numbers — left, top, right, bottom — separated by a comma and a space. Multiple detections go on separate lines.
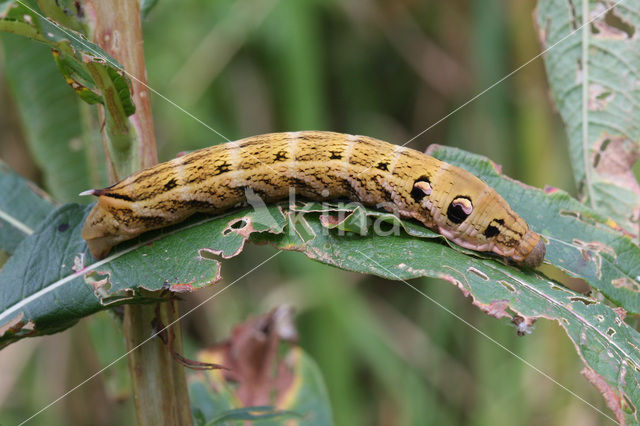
0, 0, 612, 424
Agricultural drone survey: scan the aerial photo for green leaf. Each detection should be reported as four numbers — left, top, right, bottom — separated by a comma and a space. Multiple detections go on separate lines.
256, 208, 640, 424
0, 1, 141, 180
0, 203, 287, 346
1, 31, 107, 202
1, 147, 639, 421
0, 160, 55, 255
1, 202, 639, 423
428, 145, 640, 314
0, 1, 133, 110
536, 0, 640, 234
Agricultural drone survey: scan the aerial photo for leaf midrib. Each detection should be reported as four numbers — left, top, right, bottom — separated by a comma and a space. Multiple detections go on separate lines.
0, 213, 225, 324
0, 208, 33, 235
581, 0, 595, 209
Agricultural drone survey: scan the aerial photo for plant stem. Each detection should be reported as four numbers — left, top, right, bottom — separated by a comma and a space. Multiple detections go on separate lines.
123, 302, 192, 425
85, 0, 157, 171
83, 0, 191, 424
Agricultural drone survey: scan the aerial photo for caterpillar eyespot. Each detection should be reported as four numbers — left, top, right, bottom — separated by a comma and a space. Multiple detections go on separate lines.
412, 178, 432, 199
80, 131, 546, 267
447, 196, 473, 224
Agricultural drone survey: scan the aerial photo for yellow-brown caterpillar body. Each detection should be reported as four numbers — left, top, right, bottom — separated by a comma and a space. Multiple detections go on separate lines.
81, 131, 545, 267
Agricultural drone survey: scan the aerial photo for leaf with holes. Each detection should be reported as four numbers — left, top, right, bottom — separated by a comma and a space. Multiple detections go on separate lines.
537, 0, 640, 234
0, 202, 286, 347
1, 201, 638, 422
1, 146, 640, 422
429, 145, 640, 314
253, 203, 640, 425
0, 160, 55, 255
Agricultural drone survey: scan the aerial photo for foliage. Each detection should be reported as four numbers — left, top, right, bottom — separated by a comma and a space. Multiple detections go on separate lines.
1, 0, 640, 424
1, 0, 140, 183
537, 0, 640, 234
2, 144, 640, 422
0, 160, 54, 255
190, 309, 332, 425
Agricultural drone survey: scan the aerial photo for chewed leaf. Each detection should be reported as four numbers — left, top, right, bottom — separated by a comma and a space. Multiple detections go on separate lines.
254, 210, 640, 425
0, 201, 295, 346
428, 145, 640, 315
319, 206, 369, 235
1, 146, 639, 422
537, 0, 640, 234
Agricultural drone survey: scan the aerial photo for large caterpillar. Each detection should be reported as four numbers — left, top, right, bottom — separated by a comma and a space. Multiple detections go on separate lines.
81, 131, 546, 267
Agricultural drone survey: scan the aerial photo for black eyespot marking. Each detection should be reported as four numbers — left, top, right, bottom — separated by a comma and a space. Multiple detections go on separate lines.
447, 196, 472, 224
376, 162, 389, 171
274, 150, 288, 161
495, 218, 504, 225
164, 178, 177, 190
483, 225, 500, 238
329, 151, 342, 160
411, 176, 432, 202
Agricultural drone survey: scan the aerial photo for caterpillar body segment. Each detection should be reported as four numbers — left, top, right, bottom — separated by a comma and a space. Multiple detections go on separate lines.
81, 131, 545, 267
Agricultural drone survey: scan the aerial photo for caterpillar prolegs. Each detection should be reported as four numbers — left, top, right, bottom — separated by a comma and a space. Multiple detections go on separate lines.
81, 131, 546, 267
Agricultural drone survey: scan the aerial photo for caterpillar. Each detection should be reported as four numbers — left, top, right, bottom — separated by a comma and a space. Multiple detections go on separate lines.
81, 131, 546, 267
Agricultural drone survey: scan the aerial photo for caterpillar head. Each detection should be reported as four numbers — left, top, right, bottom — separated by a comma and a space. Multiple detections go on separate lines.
81, 202, 132, 259
410, 168, 546, 268
80, 188, 145, 259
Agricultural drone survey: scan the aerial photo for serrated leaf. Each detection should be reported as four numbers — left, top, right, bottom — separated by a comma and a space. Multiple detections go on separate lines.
0, 160, 55, 254
255, 207, 640, 425
51, 48, 104, 105
1, 201, 638, 422
536, 0, 640, 234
